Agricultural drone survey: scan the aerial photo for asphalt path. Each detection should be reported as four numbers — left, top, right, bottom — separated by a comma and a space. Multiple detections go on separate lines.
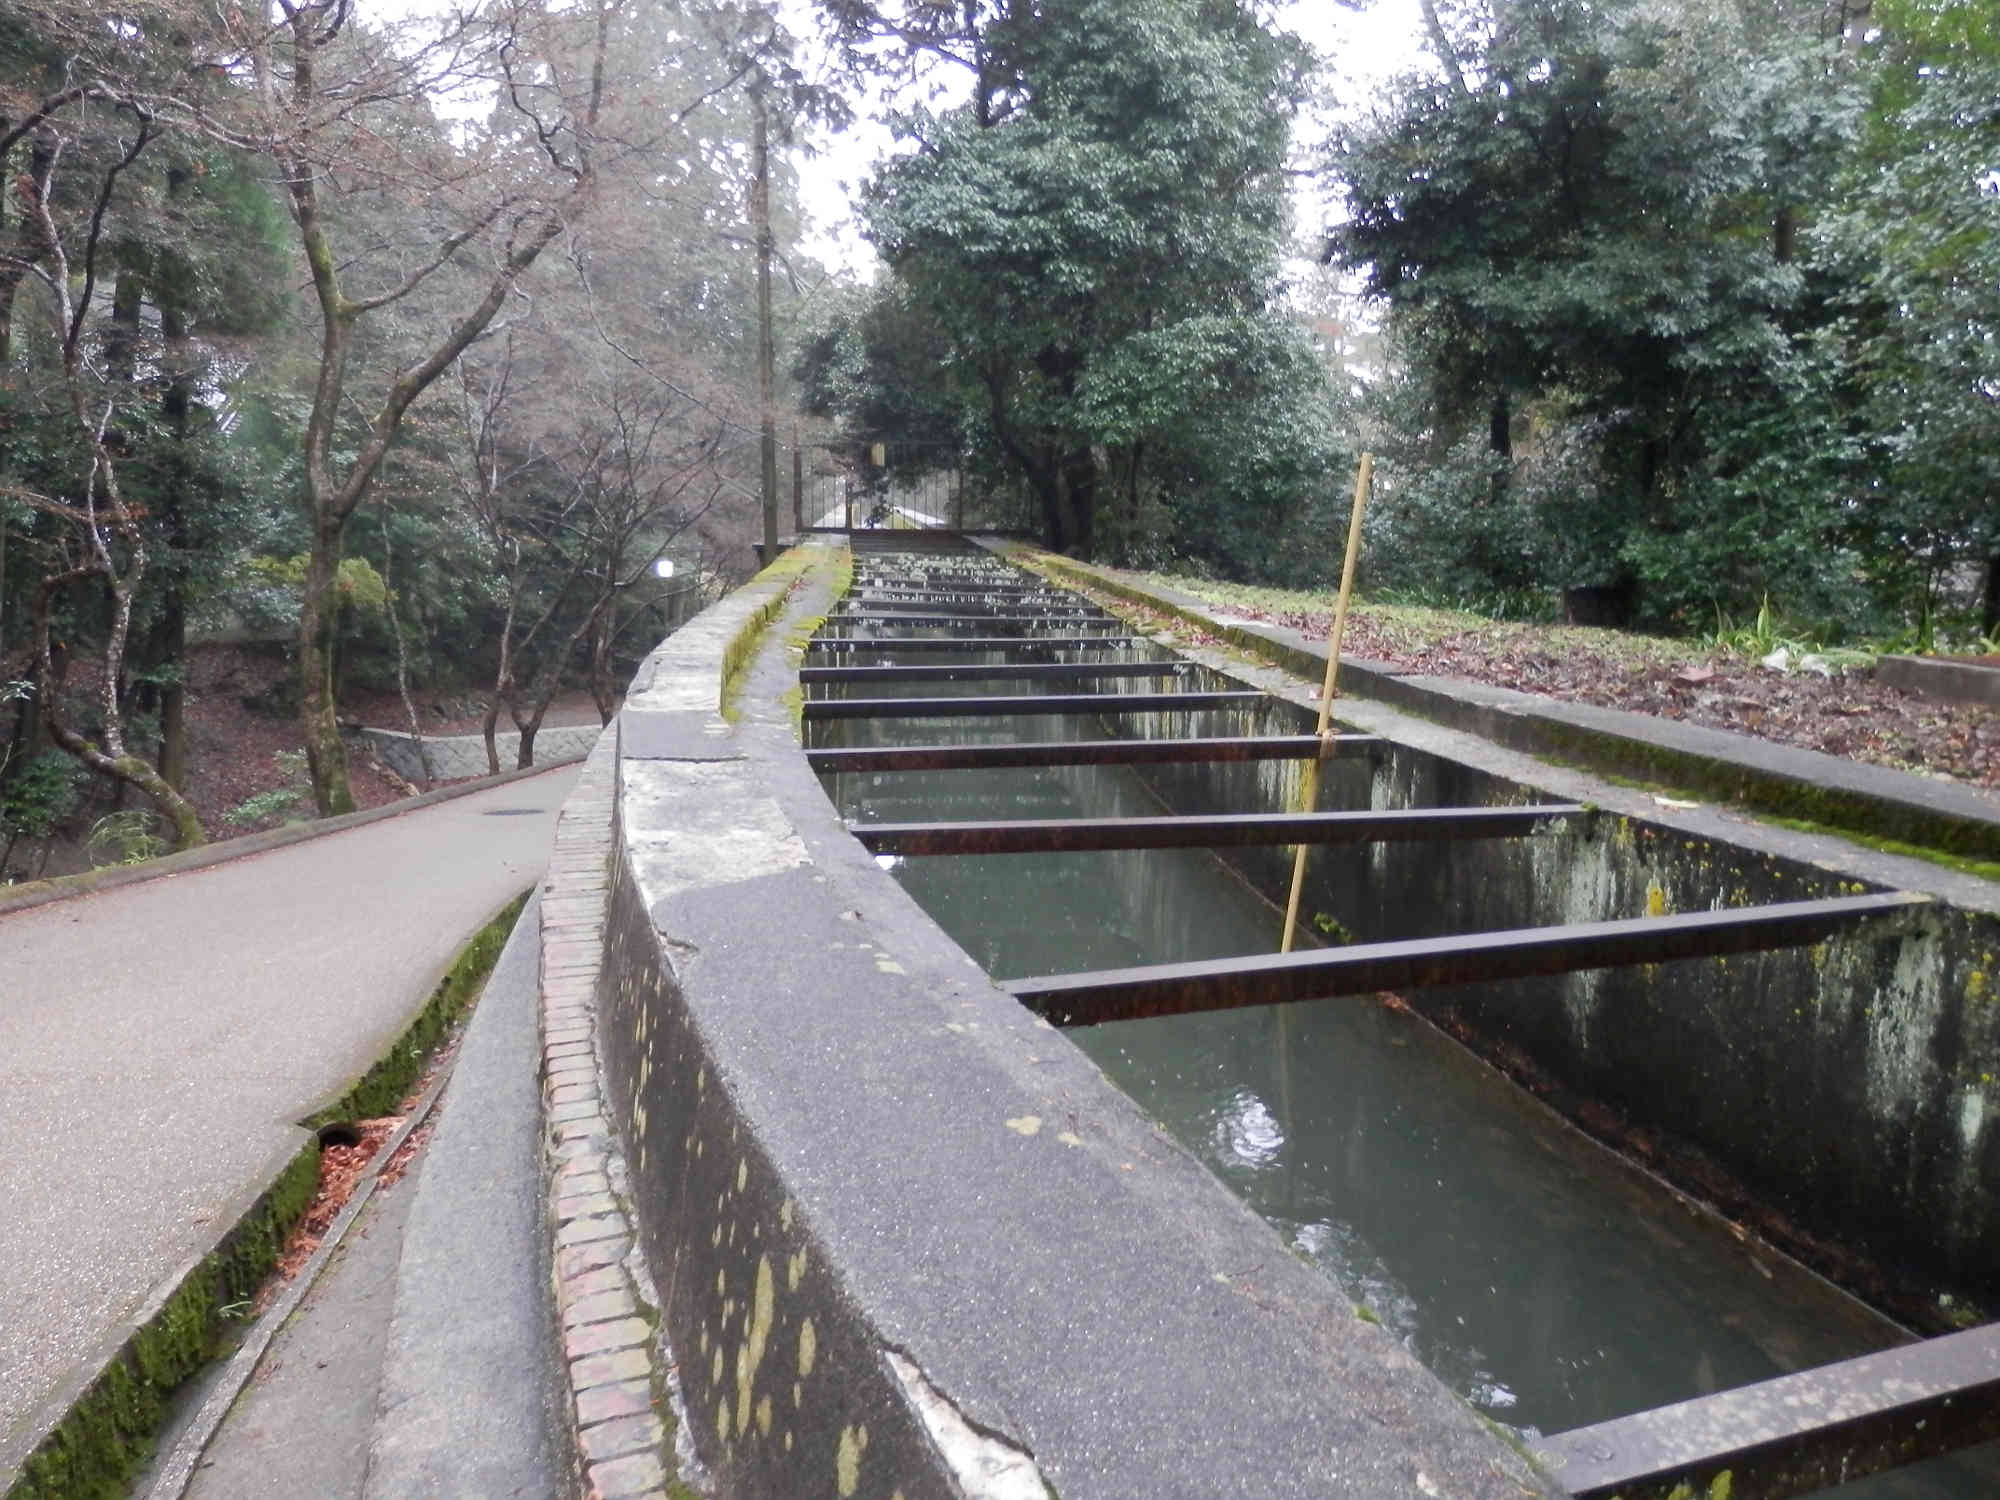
0, 764, 580, 1458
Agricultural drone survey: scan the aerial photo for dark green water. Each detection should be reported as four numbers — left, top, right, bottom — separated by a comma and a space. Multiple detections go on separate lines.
812, 562, 1991, 1495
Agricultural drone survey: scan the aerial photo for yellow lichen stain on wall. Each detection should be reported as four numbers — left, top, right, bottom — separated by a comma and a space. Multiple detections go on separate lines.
736, 1254, 778, 1438
799, 1317, 818, 1377
835, 1423, 870, 1497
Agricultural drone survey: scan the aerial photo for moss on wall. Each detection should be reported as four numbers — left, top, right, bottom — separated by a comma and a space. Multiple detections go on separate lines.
6, 891, 530, 1500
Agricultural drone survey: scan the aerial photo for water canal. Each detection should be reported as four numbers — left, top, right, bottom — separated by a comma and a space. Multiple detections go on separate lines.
806, 546, 1991, 1498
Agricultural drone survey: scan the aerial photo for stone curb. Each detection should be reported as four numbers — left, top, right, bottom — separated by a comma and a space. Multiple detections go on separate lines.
1009, 547, 2000, 862
135, 1020, 467, 1500
0, 751, 591, 921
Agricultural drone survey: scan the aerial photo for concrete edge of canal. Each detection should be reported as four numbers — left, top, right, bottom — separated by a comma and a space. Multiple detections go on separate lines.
540, 538, 1569, 1499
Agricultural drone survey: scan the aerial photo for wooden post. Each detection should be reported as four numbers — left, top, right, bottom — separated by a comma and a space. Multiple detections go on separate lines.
1280, 454, 1373, 954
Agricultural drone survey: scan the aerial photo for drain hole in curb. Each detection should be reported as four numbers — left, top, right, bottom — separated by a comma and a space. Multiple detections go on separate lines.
483, 808, 540, 817
317, 1122, 363, 1148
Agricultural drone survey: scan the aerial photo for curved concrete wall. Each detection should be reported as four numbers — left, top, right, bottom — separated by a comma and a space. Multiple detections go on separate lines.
579, 542, 1560, 1498
355, 724, 602, 783
560, 539, 2000, 1496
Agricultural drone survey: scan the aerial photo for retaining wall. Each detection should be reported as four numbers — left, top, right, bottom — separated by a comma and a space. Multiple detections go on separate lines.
356, 724, 602, 783
580, 541, 1560, 1499
566, 539, 2000, 1496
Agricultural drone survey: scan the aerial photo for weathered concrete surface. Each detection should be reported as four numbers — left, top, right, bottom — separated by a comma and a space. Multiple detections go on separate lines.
590, 541, 1561, 1499
1879, 653, 2000, 710
356, 723, 603, 783
1008, 548, 2000, 1311
0, 767, 576, 1481
1024, 551, 2000, 861
363, 889, 565, 1500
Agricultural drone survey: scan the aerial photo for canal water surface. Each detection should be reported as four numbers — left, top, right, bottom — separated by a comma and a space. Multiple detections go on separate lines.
810, 574, 1989, 1497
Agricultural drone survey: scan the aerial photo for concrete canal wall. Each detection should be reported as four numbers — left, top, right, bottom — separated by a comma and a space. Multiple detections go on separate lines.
559, 539, 1998, 1496
572, 542, 1561, 1499
1052, 559, 2000, 1319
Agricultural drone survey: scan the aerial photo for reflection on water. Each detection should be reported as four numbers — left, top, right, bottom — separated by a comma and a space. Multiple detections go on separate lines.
815, 561, 1991, 1496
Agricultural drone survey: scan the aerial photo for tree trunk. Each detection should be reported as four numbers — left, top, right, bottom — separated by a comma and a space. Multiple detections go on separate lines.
34, 574, 206, 848
1982, 551, 1999, 641
104, 270, 142, 386
1488, 390, 1512, 507
380, 503, 432, 790
752, 78, 779, 560
299, 517, 355, 815
482, 693, 505, 778
588, 613, 617, 726
1060, 446, 1097, 557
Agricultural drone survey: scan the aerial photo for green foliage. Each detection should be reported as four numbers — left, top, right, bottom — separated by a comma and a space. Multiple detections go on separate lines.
222, 752, 311, 829
85, 809, 167, 867
1707, 597, 1875, 670
847, 0, 1339, 571
244, 555, 390, 617
1330, 0, 1891, 629
1, 752, 84, 841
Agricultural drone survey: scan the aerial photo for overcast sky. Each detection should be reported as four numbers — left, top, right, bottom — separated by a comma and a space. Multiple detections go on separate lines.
781, 0, 1429, 277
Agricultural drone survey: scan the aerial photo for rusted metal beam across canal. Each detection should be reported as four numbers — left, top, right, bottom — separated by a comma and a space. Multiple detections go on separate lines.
808, 734, 1382, 773
1537, 1321, 2000, 1500
850, 586, 1059, 600
802, 691, 1269, 720
800, 662, 1192, 685
806, 636, 1151, 653
851, 804, 1582, 855
824, 613, 1115, 628
1002, 892, 1928, 1026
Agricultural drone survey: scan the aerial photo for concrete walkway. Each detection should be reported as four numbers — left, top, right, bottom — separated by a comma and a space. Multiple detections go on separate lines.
0, 765, 579, 1475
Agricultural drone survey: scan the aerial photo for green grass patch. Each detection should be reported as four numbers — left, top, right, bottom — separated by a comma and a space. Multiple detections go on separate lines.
1760, 818, 2000, 885
1027, 550, 2000, 871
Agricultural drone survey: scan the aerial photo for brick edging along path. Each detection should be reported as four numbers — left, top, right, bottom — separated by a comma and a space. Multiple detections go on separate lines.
537, 732, 676, 1500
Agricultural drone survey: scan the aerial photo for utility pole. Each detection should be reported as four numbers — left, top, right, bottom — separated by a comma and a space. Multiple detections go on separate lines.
792, 423, 804, 531
752, 74, 778, 562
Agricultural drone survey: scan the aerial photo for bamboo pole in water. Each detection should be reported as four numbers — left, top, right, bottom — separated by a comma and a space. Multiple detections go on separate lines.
1280, 453, 1374, 954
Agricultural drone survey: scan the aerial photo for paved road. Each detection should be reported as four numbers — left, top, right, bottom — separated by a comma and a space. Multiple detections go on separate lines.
0, 765, 580, 1458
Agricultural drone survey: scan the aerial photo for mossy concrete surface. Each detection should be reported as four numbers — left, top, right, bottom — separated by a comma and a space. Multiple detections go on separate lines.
2, 894, 527, 1500
2, 783, 564, 1500
1015, 548, 2000, 864
588, 539, 1561, 1499
3, 1142, 319, 1500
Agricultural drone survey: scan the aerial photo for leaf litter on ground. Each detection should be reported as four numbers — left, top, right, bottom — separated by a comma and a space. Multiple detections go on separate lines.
1128, 573, 1998, 793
